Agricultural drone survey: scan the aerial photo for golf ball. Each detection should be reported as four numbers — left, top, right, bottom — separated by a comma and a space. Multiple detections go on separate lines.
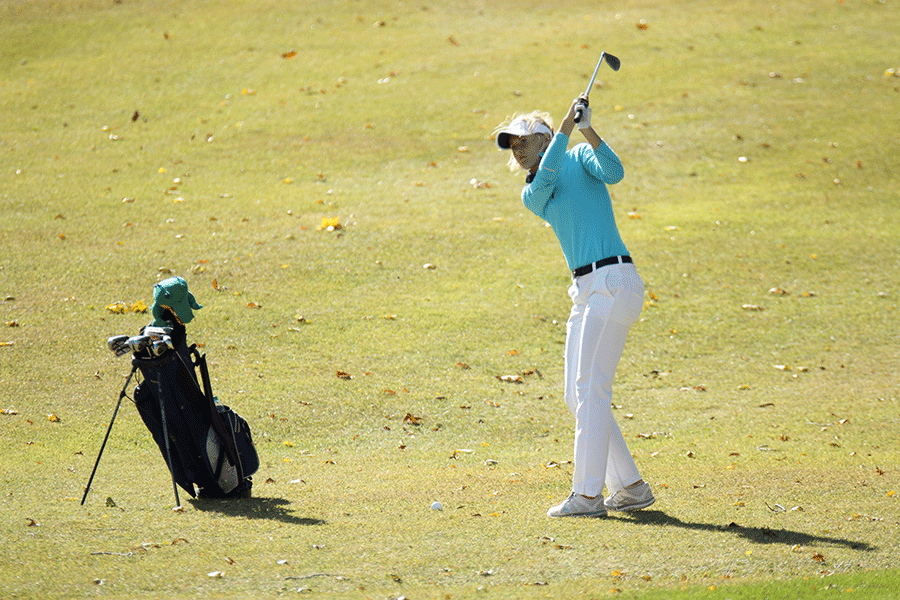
431, 501, 442, 511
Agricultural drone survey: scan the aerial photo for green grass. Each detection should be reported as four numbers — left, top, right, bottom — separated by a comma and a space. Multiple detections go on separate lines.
1, 0, 898, 598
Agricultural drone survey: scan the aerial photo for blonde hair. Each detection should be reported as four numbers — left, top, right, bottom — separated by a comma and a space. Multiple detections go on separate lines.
494, 111, 555, 171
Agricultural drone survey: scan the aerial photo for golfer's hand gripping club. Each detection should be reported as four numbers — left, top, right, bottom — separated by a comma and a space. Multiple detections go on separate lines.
573, 97, 590, 125
575, 100, 592, 130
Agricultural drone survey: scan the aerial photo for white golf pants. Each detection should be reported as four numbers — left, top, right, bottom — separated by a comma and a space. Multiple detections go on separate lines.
564, 261, 645, 498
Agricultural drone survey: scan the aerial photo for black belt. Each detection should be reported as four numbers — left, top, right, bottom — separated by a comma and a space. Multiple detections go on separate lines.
572, 255, 632, 278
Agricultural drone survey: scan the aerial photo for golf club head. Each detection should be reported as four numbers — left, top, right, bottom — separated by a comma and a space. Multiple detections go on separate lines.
107, 335, 130, 357
604, 53, 621, 72
126, 335, 152, 354
143, 326, 175, 353
144, 326, 173, 339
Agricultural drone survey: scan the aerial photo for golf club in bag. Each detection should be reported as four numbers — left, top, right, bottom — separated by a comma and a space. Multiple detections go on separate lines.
83, 323, 258, 507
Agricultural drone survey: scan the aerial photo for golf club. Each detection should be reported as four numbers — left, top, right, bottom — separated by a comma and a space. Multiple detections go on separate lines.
574, 51, 621, 124
107, 334, 130, 357
126, 335, 152, 354
143, 326, 173, 340
119, 331, 174, 357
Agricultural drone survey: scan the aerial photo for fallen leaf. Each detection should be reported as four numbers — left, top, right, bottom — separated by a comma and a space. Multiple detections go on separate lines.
336, 371, 353, 380
105, 301, 128, 314
317, 217, 342, 231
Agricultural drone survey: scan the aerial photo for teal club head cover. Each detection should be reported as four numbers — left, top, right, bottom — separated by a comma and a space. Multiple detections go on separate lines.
150, 276, 202, 326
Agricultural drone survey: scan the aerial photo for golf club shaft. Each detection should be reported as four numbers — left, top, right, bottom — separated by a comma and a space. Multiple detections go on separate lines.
583, 52, 607, 97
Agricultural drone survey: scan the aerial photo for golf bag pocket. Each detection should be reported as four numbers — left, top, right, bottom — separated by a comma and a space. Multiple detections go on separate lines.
206, 425, 239, 494
203, 400, 259, 497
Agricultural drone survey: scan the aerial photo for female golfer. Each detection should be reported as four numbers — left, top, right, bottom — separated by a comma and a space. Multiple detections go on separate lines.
495, 97, 654, 518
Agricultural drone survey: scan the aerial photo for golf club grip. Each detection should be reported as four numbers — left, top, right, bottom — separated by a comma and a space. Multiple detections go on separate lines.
573, 105, 583, 124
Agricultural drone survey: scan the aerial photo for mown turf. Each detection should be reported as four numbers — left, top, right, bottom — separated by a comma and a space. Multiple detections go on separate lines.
1, 0, 898, 598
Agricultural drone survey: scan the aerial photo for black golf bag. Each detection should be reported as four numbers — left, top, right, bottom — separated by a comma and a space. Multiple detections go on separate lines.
132, 335, 258, 499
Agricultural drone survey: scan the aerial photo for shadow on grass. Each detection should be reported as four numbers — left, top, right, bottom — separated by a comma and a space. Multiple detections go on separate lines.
616, 511, 874, 552
189, 496, 326, 526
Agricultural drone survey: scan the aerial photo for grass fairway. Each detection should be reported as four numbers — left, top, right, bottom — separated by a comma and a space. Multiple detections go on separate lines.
1, 0, 898, 598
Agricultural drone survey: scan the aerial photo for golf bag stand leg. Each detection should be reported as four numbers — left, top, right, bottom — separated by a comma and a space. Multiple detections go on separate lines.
81, 364, 138, 506
156, 375, 182, 509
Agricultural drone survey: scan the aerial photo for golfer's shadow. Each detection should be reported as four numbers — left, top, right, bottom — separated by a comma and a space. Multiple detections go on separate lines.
189, 495, 326, 526
614, 510, 874, 552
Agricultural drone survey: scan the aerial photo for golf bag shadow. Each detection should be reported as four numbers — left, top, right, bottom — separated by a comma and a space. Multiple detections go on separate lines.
132, 340, 258, 500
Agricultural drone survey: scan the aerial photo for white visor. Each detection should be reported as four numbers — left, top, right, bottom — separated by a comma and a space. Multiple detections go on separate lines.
496, 121, 552, 150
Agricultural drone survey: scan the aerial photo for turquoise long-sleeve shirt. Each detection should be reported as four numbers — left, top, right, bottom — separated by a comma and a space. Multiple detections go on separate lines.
522, 132, 627, 271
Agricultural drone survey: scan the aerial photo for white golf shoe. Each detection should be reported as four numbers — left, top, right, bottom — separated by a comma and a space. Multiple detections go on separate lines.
547, 493, 607, 518
604, 481, 655, 512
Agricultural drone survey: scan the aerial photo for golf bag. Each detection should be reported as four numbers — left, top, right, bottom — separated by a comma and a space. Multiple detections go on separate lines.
132, 336, 258, 499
